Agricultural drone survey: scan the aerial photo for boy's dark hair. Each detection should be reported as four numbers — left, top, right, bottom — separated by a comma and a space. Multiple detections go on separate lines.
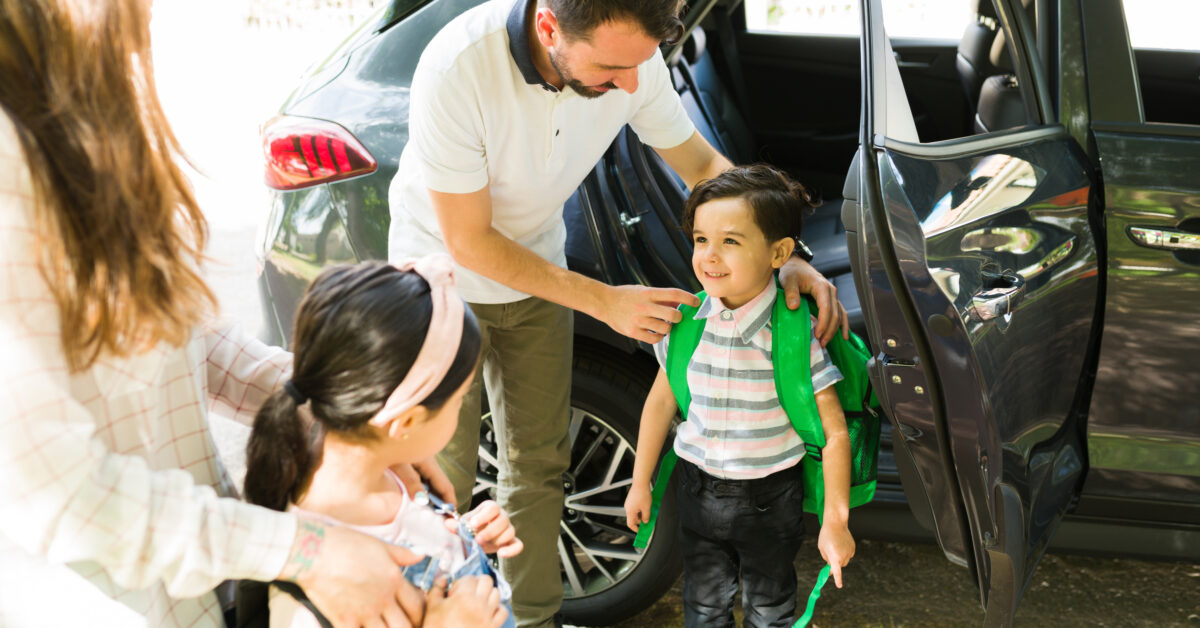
545, 0, 686, 44
243, 261, 482, 512
682, 164, 820, 243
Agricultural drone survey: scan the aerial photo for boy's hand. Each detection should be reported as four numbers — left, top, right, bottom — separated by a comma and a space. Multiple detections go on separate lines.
624, 483, 652, 532
461, 500, 523, 558
425, 576, 508, 628
817, 523, 856, 588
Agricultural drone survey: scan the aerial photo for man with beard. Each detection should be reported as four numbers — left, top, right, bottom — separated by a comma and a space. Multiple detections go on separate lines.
386, 0, 849, 624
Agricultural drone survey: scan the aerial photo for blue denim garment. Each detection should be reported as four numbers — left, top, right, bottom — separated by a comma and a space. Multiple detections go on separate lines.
400, 489, 516, 628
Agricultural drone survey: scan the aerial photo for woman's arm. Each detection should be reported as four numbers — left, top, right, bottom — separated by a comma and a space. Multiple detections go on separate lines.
204, 320, 293, 426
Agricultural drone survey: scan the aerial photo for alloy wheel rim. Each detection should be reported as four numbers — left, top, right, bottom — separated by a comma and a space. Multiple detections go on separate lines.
474, 406, 645, 600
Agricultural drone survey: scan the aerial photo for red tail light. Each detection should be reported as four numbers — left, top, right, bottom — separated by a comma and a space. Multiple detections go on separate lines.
261, 115, 378, 190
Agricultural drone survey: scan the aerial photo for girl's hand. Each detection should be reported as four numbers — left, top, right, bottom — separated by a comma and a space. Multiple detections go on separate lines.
817, 523, 856, 588
424, 576, 508, 628
624, 483, 652, 532
462, 500, 523, 558
392, 458, 457, 505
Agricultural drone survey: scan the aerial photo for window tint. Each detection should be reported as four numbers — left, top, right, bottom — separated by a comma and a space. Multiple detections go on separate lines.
745, 0, 973, 40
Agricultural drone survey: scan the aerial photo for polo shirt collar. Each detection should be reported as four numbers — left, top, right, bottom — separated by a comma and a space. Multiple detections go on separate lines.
507, 0, 559, 92
695, 282, 777, 345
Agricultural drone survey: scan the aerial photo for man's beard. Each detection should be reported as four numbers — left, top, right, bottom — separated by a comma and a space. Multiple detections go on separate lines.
548, 48, 617, 99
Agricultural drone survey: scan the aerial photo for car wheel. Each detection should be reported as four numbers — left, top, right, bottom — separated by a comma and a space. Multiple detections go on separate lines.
473, 351, 682, 626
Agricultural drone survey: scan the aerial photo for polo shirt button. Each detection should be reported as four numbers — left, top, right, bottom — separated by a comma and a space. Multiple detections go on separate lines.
721, 311, 732, 321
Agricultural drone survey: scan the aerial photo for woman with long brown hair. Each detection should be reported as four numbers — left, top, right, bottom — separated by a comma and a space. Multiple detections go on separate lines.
0, 1, 497, 625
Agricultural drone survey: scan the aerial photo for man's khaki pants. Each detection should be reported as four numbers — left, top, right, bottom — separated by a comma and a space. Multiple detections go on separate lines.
438, 297, 572, 628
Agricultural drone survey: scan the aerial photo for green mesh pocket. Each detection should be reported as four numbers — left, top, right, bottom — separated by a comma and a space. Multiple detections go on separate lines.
846, 410, 881, 488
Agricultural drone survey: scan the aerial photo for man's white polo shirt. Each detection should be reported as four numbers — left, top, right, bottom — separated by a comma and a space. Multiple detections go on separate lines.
388, 0, 696, 304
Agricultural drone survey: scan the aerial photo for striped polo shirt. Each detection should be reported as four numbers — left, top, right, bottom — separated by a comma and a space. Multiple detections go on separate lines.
653, 282, 843, 480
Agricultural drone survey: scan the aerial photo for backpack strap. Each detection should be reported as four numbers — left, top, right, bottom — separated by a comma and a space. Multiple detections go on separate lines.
632, 295, 705, 549
770, 289, 825, 451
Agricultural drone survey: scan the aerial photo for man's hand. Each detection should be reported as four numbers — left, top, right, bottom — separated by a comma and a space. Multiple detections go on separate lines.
778, 257, 849, 346
392, 457, 456, 504
624, 482, 652, 532
425, 576, 508, 628
596, 284, 699, 344
817, 522, 856, 589
461, 500, 523, 558
280, 521, 426, 628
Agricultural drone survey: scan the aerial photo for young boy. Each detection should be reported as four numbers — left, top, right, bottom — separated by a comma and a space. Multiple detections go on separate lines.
625, 165, 855, 626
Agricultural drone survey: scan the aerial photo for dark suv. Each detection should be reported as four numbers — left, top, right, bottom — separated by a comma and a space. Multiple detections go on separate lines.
254, 0, 1200, 623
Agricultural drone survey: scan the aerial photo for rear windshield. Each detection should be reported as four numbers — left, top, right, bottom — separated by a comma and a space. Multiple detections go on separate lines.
377, 0, 436, 31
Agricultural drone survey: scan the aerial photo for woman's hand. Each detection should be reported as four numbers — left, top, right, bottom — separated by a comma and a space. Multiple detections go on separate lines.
424, 576, 508, 628
816, 522, 856, 589
463, 500, 523, 558
281, 520, 426, 627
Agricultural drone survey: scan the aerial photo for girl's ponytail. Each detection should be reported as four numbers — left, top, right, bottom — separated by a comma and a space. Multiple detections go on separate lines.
243, 388, 320, 512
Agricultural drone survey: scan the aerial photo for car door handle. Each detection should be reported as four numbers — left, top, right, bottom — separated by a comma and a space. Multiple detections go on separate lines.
893, 51, 933, 69
968, 271, 1025, 322
1128, 226, 1200, 251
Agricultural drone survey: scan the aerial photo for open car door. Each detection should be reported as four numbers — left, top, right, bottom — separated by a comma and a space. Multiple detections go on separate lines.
846, 0, 1102, 622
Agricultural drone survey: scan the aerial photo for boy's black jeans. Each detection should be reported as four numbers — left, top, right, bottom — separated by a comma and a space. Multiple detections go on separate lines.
675, 457, 807, 628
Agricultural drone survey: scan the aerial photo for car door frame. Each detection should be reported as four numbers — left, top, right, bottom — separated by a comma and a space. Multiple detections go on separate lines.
849, 0, 1105, 622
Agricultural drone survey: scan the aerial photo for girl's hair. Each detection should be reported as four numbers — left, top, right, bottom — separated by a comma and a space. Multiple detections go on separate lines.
0, 0, 216, 371
243, 262, 482, 512
682, 164, 820, 243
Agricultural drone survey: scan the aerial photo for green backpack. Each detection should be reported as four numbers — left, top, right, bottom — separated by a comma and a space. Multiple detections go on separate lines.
631, 286, 882, 625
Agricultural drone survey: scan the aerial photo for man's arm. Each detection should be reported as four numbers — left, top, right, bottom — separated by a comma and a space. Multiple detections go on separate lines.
652, 130, 733, 189
430, 187, 697, 343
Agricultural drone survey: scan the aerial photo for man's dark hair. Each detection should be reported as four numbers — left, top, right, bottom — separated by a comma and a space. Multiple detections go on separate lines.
546, 0, 687, 44
682, 164, 820, 243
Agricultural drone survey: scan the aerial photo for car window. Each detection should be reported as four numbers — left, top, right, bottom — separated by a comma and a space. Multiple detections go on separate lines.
1118, 0, 1200, 126
745, 0, 973, 40
875, 0, 1039, 143
1121, 0, 1200, 52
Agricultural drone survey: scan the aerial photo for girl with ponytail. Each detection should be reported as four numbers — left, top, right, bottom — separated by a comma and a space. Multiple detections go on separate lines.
243, 257, 520, 628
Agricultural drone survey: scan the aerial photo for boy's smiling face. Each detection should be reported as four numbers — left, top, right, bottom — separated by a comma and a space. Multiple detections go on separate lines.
691, 197, 794, 310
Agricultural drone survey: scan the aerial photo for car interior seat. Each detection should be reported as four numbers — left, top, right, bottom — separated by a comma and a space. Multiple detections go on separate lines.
956, 0, 1001, 110
972, 0, 1034, 133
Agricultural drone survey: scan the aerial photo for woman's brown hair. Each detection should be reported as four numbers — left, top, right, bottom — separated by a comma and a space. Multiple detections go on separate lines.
0, 0, 215, 371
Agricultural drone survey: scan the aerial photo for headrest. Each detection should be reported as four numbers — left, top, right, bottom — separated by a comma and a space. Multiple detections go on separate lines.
972, 0, 997, 21
682, 27, 707, 66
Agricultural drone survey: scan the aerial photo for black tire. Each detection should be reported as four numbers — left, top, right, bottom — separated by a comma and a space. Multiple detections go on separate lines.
559, 352, 682, 626
472, 349, 682, 626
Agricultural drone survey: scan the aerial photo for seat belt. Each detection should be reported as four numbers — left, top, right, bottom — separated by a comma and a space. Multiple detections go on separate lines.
713, 2, 753, 116
676, 60, 732, 158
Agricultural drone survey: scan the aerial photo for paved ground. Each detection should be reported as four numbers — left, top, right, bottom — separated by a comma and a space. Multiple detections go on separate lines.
613, 539, 1200, 627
